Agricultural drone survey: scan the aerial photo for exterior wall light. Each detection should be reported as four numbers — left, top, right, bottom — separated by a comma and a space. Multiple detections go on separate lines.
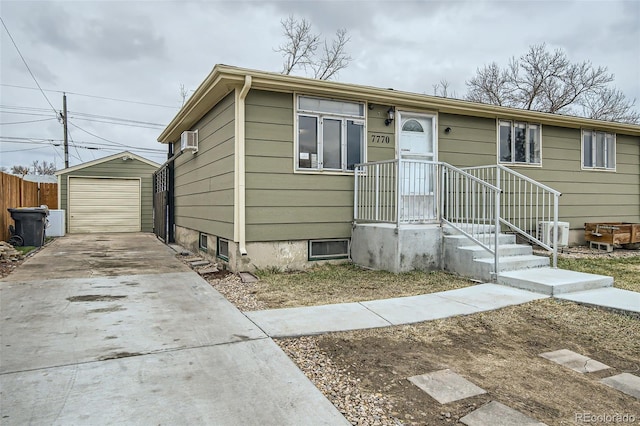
385, 107, 395, 126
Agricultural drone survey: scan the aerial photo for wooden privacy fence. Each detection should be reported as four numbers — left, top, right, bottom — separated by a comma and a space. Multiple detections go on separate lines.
0, 172, 58, 242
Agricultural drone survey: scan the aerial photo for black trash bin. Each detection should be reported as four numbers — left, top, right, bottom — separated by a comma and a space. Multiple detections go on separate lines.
7, 207, 49, 247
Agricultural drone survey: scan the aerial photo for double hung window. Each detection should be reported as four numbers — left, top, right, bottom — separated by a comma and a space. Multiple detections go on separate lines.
582, 130, 615, 170
297, 96, 365, 172
499, 120, 541, 165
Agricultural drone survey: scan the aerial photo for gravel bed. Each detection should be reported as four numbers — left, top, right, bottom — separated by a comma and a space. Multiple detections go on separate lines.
208, 273, 268, 312
173, 245, 639, 425
277, 336, 401, 426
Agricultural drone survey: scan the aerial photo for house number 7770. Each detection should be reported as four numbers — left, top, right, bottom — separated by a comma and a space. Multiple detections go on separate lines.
370, 134, 391, 144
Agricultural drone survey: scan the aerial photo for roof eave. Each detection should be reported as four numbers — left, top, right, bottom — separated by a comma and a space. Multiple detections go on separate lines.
157, 65, 640, 141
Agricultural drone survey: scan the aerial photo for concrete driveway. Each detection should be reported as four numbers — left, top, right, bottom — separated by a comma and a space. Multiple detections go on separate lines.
0, 233, 346, 425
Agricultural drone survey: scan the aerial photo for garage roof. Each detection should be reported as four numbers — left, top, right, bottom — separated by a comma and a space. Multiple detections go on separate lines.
55, 151, 160, 175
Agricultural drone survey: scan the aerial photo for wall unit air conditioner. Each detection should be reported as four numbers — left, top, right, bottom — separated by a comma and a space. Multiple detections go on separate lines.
181, 130, 198, 153
538, 221, 569, 247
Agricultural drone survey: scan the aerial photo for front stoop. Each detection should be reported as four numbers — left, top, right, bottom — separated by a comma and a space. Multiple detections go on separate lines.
443, 233, 550, 282
443, 230, 614, 297
498, 267, 613, 295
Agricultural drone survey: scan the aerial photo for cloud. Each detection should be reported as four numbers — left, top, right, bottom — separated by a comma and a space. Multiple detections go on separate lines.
25, 2, 167, 62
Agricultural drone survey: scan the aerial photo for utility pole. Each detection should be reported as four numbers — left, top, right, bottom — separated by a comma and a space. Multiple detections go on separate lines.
62, 93, 69, 168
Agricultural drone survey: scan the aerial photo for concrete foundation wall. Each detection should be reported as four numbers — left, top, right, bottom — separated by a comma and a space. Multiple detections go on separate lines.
175, 225, 349, 273
351, 223, 441, 273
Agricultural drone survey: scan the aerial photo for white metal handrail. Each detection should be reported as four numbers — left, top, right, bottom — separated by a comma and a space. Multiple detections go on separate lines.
440, 163, 502, 276
354, 160, 504, 276
354, 159, 399, 224
354, 159, 440, 225
463, 164, 561, 267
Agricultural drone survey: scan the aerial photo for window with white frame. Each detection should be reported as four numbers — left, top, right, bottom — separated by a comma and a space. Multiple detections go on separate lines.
498, 120, 541, 165
297, 95, 365, 172
582, 130, 615, 170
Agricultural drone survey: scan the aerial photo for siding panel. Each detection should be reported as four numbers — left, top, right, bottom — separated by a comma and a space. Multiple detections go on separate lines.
439, 116, 640, 229
173, 91, 236, 239
245, 89, 355, 242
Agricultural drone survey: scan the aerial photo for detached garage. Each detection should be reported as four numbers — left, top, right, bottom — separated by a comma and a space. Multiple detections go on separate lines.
56, 152, 159, 234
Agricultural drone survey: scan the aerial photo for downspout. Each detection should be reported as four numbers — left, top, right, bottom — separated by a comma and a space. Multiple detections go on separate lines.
236, 75, 251, 256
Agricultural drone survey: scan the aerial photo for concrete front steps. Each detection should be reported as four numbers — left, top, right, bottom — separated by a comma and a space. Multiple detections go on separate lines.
443, 232, 550, 282
443, 229, 613, 295
498, 268, 613, 296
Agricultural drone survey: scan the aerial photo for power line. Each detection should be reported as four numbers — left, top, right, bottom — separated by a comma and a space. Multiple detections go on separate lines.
67, 126, 83, 162
1, 104, 167, 129
68, 116, 163, 130
0, 17, 59, 116
1, 146, 50, 153
0, 117, 58, 125
0, 136, 166, 153
0, 83, 179, 109
68, 121, 138, 149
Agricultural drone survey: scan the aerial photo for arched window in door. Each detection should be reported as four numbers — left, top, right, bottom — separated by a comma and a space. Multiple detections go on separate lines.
402, 119, 424, 132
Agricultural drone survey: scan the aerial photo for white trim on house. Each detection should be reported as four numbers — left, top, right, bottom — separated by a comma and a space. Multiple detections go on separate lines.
293, 92, 367, 175
496, 119, 543, 168
580, 129, 617, 172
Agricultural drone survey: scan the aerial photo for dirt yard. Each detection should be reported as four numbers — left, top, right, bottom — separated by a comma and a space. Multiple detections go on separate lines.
278, 299, 640, 425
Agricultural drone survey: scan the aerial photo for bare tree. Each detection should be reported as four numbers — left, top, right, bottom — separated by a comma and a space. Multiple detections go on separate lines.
466, 43, 638, 123
581, 87, 640, 123
10, 165, 29, 176
31, 160, 56, 175
179, 83, 189, 107
276, 16, 351, 80
432, 79, 458, 98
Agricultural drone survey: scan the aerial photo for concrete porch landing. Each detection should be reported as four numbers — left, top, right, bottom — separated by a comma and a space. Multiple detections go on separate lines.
497, 267, 613, 295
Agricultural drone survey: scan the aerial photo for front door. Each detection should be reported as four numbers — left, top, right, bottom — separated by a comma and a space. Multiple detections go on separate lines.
398, 113, 437, 222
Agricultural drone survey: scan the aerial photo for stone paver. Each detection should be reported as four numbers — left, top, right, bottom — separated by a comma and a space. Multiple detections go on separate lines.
539, 349, 610, 373
460, 401, 547, 426
600, 373, 640, 399
407, 369, 486, 404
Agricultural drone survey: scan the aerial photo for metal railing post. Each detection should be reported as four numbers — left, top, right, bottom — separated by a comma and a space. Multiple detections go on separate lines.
354, 165, 359, 223
396, 159, 402, 228
493, 166, 501, 278
553, 193, 559, 268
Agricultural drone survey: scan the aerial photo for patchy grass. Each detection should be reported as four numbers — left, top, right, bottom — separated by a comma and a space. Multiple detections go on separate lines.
13, 246, 36, 255
558, 256, 640, 292
253, 263, 475, 308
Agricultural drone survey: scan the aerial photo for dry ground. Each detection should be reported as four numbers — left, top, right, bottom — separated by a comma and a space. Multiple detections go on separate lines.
279, 298, 640, 425
202, 249, 640, 425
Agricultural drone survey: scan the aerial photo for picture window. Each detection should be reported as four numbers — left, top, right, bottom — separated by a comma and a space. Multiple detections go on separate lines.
297, 95, 365, 172
498, 120, 541, 165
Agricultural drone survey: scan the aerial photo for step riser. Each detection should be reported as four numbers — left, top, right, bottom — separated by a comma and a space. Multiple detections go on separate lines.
460, 245, 532, 259
498, 270, 614, 295
444, 234, 516, 247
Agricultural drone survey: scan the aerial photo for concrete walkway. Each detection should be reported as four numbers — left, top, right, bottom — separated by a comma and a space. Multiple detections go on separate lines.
0, 234, 347, 425
246, 284, 549, 337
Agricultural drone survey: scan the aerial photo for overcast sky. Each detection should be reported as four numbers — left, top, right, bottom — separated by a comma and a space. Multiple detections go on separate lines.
1, 0, 639, 171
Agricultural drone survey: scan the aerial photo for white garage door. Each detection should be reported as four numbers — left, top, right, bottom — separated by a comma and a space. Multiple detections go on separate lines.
68, 177, 141, 233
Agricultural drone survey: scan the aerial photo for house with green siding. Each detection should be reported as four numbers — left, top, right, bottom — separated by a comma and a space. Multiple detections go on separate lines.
156, 64, 640, 274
